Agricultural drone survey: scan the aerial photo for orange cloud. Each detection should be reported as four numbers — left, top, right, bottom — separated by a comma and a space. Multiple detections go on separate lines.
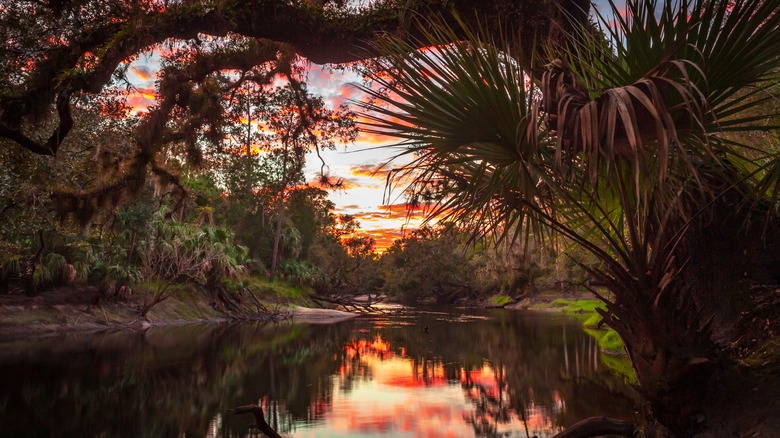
308, 176, 378, 191
350, 164, 394, 180
348, 207, 425, 224
130, 65, 155, 82
124, 87, 158, 114
353, 113, 406, 145
379, 203, 432, 214
344, 228, 411, 252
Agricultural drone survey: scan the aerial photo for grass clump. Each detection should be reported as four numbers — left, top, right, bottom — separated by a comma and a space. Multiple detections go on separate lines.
599, 330, 625, 352
549, 298, 605, 314
241, 275, 314, 305
583, 312, 603, 328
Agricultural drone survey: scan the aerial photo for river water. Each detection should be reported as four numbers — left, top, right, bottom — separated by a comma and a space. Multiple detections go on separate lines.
0, 308, 639, 438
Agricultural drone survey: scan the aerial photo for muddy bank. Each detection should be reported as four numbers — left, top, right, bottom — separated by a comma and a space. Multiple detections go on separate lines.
0, 286, 359, 339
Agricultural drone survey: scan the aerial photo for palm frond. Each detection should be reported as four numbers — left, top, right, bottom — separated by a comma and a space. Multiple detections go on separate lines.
355, 14, 554, 242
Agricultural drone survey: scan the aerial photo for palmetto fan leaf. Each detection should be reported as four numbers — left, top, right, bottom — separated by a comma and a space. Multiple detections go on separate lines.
549, 0, 780, 201
355, 16, 555, 240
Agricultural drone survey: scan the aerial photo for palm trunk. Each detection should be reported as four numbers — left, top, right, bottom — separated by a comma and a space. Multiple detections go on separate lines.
602, 213, 780, 437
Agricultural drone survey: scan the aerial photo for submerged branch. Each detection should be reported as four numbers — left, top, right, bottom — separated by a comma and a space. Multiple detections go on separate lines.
551, 416, 638, 438
228, 404, 282, 438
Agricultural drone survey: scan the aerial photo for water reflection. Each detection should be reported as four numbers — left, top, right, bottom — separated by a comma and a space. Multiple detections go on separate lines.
0, 309, 639, 438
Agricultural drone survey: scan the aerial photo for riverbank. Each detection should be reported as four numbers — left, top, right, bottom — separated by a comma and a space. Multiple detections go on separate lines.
0, 285, 615, 348
0, 280, 359, 339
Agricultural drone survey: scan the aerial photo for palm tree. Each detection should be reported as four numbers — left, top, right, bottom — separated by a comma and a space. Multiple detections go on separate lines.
357, 0, 780, 435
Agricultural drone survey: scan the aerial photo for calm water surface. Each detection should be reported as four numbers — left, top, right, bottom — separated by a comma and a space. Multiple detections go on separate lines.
0, 308, 639, 437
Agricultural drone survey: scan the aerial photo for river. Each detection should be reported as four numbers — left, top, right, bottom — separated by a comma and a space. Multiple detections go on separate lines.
0, 307, 639, 437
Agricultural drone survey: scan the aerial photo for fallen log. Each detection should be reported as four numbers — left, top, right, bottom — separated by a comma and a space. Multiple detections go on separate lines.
310, 294, 385, 313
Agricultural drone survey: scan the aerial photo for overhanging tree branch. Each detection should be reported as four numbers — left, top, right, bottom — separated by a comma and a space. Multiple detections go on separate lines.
1, 0, 590, 156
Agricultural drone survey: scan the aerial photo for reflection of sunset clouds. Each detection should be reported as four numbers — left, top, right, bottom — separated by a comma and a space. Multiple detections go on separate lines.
296, 337, 561, 438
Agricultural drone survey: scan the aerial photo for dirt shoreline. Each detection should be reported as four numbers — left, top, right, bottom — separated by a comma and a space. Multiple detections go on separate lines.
0, 286, 362, 340
0, 287, 587, 340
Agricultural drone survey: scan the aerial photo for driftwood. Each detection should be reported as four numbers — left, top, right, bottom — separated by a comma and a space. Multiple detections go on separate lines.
228, 404, 282, 438
550, 416, 638, 438
310, 294, 386, 313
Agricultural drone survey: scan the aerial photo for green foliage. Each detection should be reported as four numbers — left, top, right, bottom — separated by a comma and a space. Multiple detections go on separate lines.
241, 275, 313, 302
89, 261, 142, 288
379, 227, 474, 304
583, 312, 602, 328
549, 299, 605, 314
140, 212, 249, 286
278, 261, 323, 286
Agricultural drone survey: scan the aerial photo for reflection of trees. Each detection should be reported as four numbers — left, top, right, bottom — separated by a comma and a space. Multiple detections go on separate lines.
0, 310, 640, 437
461, 368, 511, 436
0, 322, 341, 437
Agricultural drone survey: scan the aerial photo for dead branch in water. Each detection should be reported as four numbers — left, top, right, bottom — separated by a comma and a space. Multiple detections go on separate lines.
310, 294, 388, 313
228, 404, 282, 438
550, 416, 638, 438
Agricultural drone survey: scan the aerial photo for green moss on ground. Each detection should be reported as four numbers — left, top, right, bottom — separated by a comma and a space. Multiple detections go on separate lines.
490, 295, 514, 306
583, 312, 602, 327
585, 328, 625, 352
550, 298, 605, 313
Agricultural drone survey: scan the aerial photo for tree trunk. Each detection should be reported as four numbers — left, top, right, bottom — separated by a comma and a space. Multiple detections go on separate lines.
269, 138, 292, 283
246, 101, 253, 196
269, 195, 284, 283
126, 228, 137, 264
